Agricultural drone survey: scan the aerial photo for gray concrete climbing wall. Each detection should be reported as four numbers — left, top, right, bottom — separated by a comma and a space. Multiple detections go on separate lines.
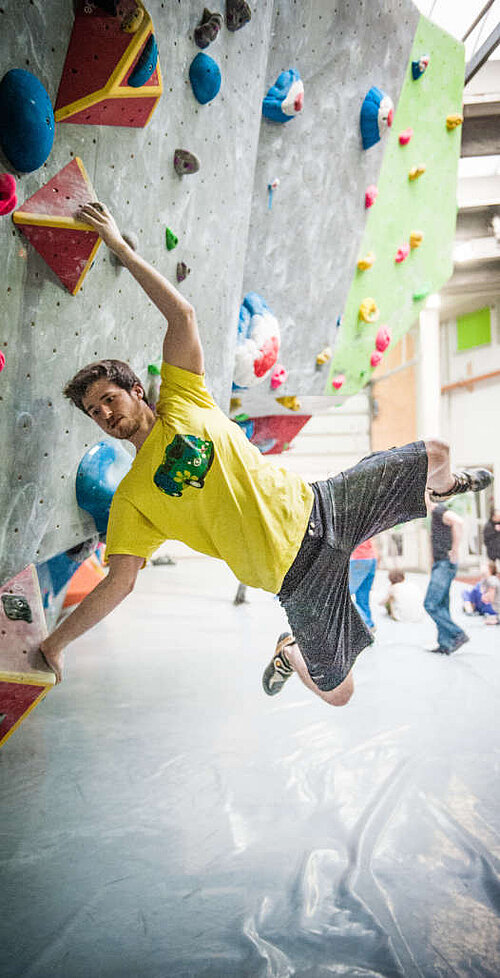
0, 0, 274, 583
238, 0, 421, 417
1, 0, 422, 584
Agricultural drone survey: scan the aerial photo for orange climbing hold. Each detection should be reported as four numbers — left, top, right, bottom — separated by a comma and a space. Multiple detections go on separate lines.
409, 165, 426, 181
410, 230, 424, 248
446, 114, 463, 130
357, 252, 375, 271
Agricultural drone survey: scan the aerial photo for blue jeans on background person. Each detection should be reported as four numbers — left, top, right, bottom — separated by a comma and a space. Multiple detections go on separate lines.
424, 558, 467, 651
349, 558, 377, 629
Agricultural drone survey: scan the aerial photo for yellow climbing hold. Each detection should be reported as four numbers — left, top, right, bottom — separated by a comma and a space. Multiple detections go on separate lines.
410, 230, 424, 249
357, 252, 375, 271
230, 397, 242, 412
359, 298, 379, 323
446, 113, 463, 130
316, 346, 332, 366
276, 395, 301, 412
409, 165, 426, 181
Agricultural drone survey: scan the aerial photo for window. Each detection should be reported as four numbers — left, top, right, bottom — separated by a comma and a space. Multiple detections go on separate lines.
456, 307, 491, 351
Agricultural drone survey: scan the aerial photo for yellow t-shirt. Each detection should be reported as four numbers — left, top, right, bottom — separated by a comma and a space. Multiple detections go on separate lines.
105, 364, 314, 593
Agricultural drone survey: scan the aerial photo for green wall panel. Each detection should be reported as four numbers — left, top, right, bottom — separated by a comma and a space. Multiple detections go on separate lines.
325, 14, 464, 396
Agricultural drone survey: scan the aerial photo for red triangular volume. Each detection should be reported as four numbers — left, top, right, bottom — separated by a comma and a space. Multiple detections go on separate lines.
55, 3, 132, 111
16, 158, 95, 219
19, 224, 99, 294
13, 158, 101, 294
62, 95, 158, 127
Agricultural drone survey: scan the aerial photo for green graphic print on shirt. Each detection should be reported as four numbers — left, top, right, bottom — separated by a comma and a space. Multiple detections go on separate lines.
153, 434, 214, 497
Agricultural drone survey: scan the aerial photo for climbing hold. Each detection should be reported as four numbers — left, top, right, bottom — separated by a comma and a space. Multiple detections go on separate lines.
316, 347, 332, 366
365, 185, 378, 208
165, 227, 178, 250
331, 375, 345, 390
147, 363, 162, 409
195, 8, 223, 48
359, 298, 379, 323
122, 5, 144, 33
109, 231, 139, 267
357, 252, 375, 271
226, 0, 252, 32
412, 55, 429, 80
55, 2, 162, 127
0, 350, 5, 373
409, 164, 426, 181
13, 157, 102, 295
234, 412, 250, 422
395, 243, 410, 263
189, 52, 221, 104
375, 326, 391, 352
262, 69, 304, 123
230, 396, 242, 412
173, 148, 200, 176
233, 292, 280, 389
399, 127, 413, 145
0, 69, 55, 172
413, 286, 430, 302
410, 230, 423, 249
276, 395, 301, 412
267, 178, 280, 209
128, 33, 158, 88
370, 351, 383, 368
0, 173, 17, 216
76, 441, 133, 534
176, 261, 190, 283
360, 86, 393, 150
446, 113, 463, 130
270, 364, 287, 390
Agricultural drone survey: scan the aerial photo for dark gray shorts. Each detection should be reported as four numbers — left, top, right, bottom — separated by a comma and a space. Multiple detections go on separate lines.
278, 441, 428, 691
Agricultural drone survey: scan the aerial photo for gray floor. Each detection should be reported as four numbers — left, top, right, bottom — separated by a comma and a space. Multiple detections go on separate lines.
1, 558, 500, 978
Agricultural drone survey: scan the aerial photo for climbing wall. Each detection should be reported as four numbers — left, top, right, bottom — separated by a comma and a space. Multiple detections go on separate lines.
0, 0, 274, 584
0, 0, 459, 585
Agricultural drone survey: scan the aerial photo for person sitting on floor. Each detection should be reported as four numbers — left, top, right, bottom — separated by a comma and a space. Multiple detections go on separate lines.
380, 569, 424, 623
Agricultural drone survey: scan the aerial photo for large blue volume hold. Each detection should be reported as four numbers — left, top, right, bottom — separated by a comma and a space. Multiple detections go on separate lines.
76, 441, 133, 535
0, 69, 55, 172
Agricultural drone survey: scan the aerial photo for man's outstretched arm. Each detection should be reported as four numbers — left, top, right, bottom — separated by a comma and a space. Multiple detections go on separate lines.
40, 554, 144, 683
78, 202, 204, 375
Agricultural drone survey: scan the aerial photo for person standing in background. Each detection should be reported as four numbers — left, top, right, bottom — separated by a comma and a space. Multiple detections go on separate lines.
483, 508, 500, 571
349, 538, 378, 633
424, 503, 469, 655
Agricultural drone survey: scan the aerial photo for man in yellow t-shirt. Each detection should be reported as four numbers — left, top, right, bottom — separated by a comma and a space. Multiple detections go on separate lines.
39, 203, 492, 704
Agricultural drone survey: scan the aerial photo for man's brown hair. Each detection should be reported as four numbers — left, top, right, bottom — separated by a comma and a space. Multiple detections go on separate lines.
63, 359, 147, 414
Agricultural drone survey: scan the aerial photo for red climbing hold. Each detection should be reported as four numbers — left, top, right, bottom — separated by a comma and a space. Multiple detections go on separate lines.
399, 127, 413, 145
395, 243, 410, 263
0, 173, 17, 216
331, 374, 345, 390
254, 337, 280, 378
375, 326, 391, 352
370, 351, 383, 367
0, 350, 5, 372
365, 185, 378, 208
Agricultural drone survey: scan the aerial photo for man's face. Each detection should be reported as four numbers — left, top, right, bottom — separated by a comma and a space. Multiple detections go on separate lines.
82, 379, 145, 440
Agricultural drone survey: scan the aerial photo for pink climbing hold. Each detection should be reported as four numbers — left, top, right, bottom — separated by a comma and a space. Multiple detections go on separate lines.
395, 243, 410, 263
370, 351, 383, 368
365, 185, 378, 208
270, 363, 287, 390
0, 350, 5, 372
375, 326, 391, 352
399, 127, 413, 145
331, 374, 345, 390
0, 173, 17, 216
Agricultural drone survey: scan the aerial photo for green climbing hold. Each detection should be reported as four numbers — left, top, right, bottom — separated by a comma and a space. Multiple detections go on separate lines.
165, 227, 178, 251
413, 286, 430, 301
234, 412, 250, 422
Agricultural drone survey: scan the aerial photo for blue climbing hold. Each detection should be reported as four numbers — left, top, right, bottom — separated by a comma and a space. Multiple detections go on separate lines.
189, 52, 221, 105
360, 86, 394, 150
128, 34, 158, 88
76, 441, 133, 535
0, 69, 55, 172
262, 69, 304, 123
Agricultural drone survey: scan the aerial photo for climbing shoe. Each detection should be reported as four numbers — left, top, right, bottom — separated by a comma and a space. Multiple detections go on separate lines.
262, 632, 295, 696
429, 468, 492, 502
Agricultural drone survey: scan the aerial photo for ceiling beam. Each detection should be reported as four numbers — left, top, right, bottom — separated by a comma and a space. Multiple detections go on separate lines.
465, 21, 500, 85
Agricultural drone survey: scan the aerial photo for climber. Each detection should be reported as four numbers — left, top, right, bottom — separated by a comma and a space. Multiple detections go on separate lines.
40, 202, 492, 706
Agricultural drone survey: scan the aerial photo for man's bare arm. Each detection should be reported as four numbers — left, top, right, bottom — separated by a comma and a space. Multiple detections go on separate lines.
40, 554, 143, 683
78, 202, 204, 375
